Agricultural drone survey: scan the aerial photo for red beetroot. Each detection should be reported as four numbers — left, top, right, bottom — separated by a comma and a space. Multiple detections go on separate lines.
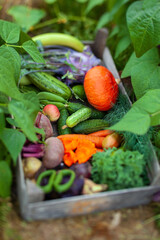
42, 137, 64, 168
42, 104, 60, 122
35, 112, 53, 139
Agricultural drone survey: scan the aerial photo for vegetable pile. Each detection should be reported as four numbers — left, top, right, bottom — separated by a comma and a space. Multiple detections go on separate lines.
20, 32, 149, 200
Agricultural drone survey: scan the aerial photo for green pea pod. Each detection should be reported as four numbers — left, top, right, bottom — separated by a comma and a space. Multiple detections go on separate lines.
37, 91, 66, 103
53, 169, 75, 193
40, 100, 66, 109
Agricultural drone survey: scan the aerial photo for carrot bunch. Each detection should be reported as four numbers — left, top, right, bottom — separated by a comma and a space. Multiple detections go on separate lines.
58, 134, 105, 148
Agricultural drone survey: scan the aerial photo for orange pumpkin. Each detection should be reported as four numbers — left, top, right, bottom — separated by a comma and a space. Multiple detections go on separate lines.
84, 66, 119, 111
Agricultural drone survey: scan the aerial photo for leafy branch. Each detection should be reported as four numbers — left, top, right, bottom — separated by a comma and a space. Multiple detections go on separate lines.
0, 19, 45, 198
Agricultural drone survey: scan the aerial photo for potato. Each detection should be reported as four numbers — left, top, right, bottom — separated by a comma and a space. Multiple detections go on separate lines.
22, 157, 42, 179
42, 137, 64, 168
35, 112, 54, 139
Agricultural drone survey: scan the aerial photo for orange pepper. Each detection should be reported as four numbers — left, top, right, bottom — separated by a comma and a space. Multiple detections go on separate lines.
61, 138, 78, 152
63, 150, 77, 167
60, 137, 97, 166
76, 146, 97, 164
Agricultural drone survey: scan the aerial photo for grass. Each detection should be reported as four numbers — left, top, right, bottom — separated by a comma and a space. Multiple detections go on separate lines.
143, 203, 160, 231
0, 198, 22, 240
0, 198, 11, 232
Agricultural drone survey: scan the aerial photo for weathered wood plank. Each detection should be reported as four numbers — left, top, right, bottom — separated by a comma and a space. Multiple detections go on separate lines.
25, 186, 160, 221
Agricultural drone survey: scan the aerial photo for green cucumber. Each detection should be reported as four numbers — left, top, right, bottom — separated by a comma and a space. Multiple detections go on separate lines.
90, 108, 106, 119
29, 72, 72, 100
57, 108, 72, 135
40, 100, 65, 109
72, 119, 109, 134
67, 102, 85, 114
72, 84, 86, 100
67, 102, 106, 119
66, 107, 92, 128
37, 91, 66, 103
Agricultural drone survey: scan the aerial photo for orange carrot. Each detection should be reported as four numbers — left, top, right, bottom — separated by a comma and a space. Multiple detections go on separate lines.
58, 134, 105, 148
88, 129, 114, 137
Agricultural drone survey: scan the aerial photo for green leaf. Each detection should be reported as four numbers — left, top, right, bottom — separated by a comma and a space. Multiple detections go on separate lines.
127, 1, 160, 57
134, 89, 160, 114
7, 5, 46, 33
0, 128, 26, 165
110, 89, 160, 135
114, 35, 131, 59
150, 111, 160, 126
110, 106, 151, 135
0, 20, 20, 43
0, 92, 9, 104
6, 117, 19, 127
0, 161, 12, 198
45, 0, 57, 3
143, 0, 160, 9
96, 0, 130, 29
22, 92, 40, 121
0, 105, 9, 115
76, 0, 88, 3
8, 94, 40, 142
108, 25, 119, 40
22, 40, 45, 63
121, 52, 137, 78
18, 30, 32, 45
96, 12, 113, 30
0, 35, 5, 45
85, 0, 105, 14
34, 127, 45, 141
0, 109, 5, 133
121, 48, 157, 78
122, 48, 160, 99
0, 141, 10, 163
0, 54, 22, 100
0, 45, 21, 82
132, 65, 160, 99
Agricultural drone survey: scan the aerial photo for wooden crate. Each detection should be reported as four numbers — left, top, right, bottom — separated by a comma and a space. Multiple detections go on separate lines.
16, 29, 160, 221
